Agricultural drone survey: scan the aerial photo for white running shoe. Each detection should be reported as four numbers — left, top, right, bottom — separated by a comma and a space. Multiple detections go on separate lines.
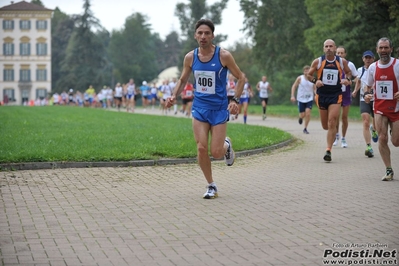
224, 137, 235, 166
333, 136, 339, 146
203, 184, 218, 199
382, 169, 394, 181
341, 138, 348, 148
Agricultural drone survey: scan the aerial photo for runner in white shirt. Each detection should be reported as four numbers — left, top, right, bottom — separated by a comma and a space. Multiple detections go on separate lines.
256, 75, 273, 120
160, 80, 172, 115
352, 50, 378, 158
114, 83, 123, 111
168, 78, 178, 114
290, 65, 315, 134
126, 79, 136, 112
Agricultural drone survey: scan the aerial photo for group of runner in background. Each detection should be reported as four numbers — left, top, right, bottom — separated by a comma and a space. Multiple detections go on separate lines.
45, 74, 274, 123
48, 78, 195, 117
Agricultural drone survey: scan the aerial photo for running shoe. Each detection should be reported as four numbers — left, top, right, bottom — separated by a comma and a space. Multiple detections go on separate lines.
381, 168, 394, 181
341, 138, 348, 148
298, 117, 303, 125
323, 150, 332, 162
333, 134, 339, 146
203, 184, 218, 199
262, 114, 266, 120
365, 146, 374, 158
224, 137, 235, 166
370, 125, 378, 143
303, 128, 309, 134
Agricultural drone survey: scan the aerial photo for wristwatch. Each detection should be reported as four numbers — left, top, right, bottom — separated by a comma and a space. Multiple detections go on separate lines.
231, 97, 240, 104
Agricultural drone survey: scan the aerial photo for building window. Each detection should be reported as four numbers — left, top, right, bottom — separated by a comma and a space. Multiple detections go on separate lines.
20, 20, 31, 30
36, 69, 47, 81
3, 20, 14, 30
3, 43, 14, 55
20, 69, 31, 82
20, 43, 31, 56
3, 89, 15, 101
4, 69, 14, 81
36, 43, 47, 55
36, 20, 47, 30
36, 89, 47, 100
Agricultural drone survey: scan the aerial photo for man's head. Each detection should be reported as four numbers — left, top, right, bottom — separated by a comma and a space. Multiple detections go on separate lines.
336, 46, 347, 59
194, 19, 215, 47
302, 65, 310, 75
376, 37, 393, 63
362, 50, 375, 67
323, 39, 336, 58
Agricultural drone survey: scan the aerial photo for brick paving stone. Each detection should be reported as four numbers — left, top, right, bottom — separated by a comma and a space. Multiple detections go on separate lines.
1, 110, 398, 266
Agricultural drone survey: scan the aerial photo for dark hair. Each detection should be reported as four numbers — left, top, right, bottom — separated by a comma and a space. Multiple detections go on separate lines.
377, 37, 392, 48
337, 45, 346, 52
195, 19, 215, 33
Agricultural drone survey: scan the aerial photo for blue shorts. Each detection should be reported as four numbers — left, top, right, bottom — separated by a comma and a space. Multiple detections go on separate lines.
127, 94, 134, 100
240, 98, 249, 104
298, 101, 313, 113
192, 106, 229, 126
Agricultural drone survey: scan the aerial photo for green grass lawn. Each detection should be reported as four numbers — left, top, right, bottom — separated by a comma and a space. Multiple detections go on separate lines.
0, 106, 292, 163
247, 104, 362, 121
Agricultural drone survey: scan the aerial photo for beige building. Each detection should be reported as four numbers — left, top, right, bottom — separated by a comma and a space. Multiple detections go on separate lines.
0, 1, 53, 105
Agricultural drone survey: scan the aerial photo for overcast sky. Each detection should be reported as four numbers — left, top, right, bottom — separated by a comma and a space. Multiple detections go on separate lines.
35, 0, 248, 47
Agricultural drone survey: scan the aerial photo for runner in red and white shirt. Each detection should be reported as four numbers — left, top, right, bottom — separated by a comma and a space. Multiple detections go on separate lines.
364, 37, 399, 181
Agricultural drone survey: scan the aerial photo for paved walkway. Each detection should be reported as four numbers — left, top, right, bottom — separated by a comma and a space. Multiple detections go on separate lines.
1, 108, 398, 266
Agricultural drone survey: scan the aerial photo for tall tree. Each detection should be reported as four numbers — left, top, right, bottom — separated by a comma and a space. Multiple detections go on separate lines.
163, 31, 183, 68
240, 0, 313, 76
108, 13, 159, 85
51, 8, 75, 93
57, 0, 108, 92
304, 0, 398, 68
